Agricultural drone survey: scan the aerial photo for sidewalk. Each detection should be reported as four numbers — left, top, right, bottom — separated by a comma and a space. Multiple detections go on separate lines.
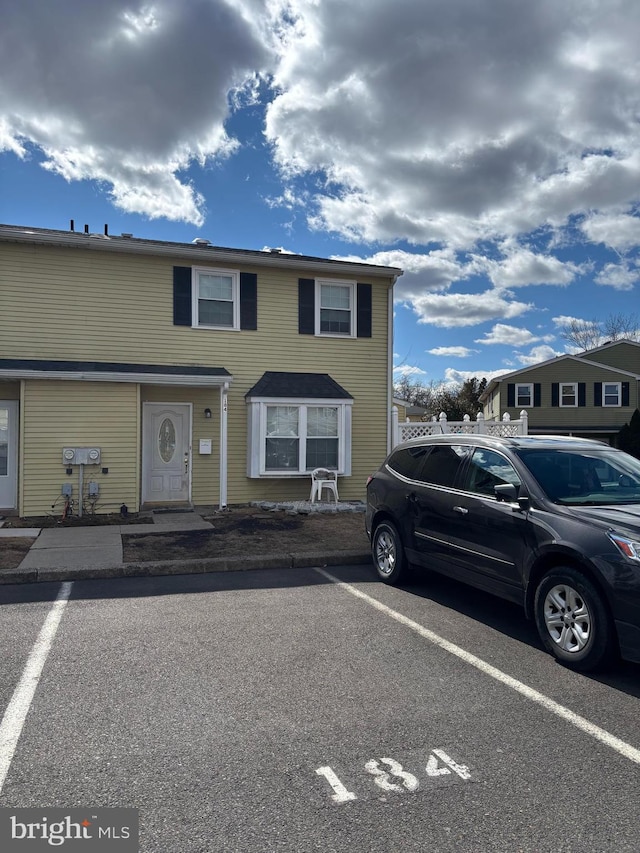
0, 507, 371, 585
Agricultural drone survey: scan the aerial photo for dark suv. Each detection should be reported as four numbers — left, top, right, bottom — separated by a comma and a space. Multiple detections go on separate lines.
366, 434, 640, 671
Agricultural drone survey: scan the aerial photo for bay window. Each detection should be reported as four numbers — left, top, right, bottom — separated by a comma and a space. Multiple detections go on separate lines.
248, 399, 352, 477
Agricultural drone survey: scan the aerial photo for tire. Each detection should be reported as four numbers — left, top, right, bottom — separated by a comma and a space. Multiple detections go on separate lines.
534, 567, 616, 671
371, 520, 406, 584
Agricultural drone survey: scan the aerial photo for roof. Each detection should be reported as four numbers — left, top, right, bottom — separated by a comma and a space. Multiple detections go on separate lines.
575, 338, 640, 358
0, 223, 403, 281
245, 371, 353, 399
0, 358, 231, 387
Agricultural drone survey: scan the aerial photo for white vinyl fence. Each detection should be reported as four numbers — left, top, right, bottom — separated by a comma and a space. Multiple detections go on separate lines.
392, 408, 528, 447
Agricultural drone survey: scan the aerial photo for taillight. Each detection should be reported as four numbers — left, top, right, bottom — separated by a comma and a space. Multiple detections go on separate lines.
366, 475, 374, 487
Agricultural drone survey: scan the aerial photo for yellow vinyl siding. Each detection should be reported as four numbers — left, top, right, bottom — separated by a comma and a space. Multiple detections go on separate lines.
2, 243, 392, 512
21, 381, 139, 517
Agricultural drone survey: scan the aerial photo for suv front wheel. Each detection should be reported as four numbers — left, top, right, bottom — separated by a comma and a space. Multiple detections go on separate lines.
534, 567, 616, 671
372, 520, 406, 585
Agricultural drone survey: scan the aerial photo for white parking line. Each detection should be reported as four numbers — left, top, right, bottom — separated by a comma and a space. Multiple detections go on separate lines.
0, 582, 73, 797
315, 568, 640, 766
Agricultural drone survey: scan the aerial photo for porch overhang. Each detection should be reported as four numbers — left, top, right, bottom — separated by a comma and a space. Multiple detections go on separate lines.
0, 359, 232, 387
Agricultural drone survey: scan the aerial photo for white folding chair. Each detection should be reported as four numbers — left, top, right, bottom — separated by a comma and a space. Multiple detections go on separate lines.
310, 468, 339, 504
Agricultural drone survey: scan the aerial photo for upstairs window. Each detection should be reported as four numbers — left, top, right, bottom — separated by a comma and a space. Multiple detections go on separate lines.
603, 382, 621, 406
317, 281, 355, 336
560, 383, 578, 407
516, 383, 533, 408
194, 268, 239, 329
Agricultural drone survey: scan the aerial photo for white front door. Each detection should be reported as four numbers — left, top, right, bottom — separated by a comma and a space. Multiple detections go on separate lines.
0, 401, 18, 509
142, 403, 192, 504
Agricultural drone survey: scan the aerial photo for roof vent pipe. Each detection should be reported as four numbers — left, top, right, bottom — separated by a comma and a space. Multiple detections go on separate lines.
70, 219, 75, 232
104, 224, 109, 236
84, 224, 89, 234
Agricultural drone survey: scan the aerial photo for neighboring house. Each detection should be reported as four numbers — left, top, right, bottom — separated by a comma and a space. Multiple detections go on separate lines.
0, 224, 402, 517
392, 397, 427, 422
479, 340, 640, 445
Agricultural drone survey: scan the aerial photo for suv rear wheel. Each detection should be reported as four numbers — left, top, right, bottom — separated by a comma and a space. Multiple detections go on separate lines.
534, 567, 616, 671
372, 520, 406, 584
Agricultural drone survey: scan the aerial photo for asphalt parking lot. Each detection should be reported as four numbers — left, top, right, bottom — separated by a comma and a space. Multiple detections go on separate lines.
1, 564, 640, 852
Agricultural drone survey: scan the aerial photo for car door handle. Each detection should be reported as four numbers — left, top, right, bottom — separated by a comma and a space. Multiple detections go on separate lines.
453, 506, 468, 514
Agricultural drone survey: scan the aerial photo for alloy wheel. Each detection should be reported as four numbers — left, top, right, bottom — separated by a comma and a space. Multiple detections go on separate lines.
375, 529, 396, 576
542, 583, 592, 654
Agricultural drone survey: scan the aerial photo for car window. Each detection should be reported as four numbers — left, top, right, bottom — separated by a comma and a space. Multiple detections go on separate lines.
416, 444, 470, 487
519, 449, 640, 504
463, 448, 522, 496
386, 445, 430, 479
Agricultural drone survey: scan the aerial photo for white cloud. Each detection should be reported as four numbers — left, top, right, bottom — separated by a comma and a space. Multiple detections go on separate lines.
393, 364, 427, 377
408, 290, 533, 328
336, 248, 479, 298
0, 0, 273, 223
515, 344, 565, 365
427, 346, 478, 357
444, 367, 511, 385
594, 262, 639, 290
266, 0, 640, 251
482, 248, 584, 288
581, 213, 640, 251
475, 323, 553, 346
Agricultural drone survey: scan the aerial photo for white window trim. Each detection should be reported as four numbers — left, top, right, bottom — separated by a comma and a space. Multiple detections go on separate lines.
560, 382, 578, 407
247, 397, 353, 478
315, 279, 356, 338
192, 266, 240, 330
603, 382, 622, 407
516, 383, 534, 408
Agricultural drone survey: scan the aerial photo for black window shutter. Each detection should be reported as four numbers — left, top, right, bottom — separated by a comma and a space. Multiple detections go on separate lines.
594, 382, 602, 407
507, 384, 515, 407
551, 383, 559, 407
578, 383, 586, 407
622, 382, 630, 406
356, 283, 372, 338
298, 278, 315, 334
534, 384, 541, 407
240, 272, 257, 330
173, 267, 192, 326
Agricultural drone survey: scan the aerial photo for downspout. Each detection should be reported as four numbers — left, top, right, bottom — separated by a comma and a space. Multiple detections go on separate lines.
220, 382, 228, 509
387, 276, 399, 454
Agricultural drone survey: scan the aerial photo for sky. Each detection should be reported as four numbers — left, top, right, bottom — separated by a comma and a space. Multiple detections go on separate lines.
1, 0, 640, 388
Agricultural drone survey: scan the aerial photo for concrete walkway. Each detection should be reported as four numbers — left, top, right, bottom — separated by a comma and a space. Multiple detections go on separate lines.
0, 505, 370, 585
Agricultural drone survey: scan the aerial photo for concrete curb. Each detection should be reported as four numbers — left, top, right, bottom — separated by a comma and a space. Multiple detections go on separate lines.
0, 550, 371, 585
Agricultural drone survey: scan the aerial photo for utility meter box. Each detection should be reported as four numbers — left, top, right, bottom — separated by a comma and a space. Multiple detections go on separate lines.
62, 447, 101, 465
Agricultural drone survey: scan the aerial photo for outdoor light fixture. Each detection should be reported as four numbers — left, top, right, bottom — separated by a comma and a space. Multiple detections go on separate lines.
204, 407, 212, 419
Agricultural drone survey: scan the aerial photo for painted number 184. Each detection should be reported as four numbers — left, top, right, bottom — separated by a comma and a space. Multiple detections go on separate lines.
316, 750, 471, 804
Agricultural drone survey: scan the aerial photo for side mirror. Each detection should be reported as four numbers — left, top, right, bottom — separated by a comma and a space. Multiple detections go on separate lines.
495, 483, 529, 511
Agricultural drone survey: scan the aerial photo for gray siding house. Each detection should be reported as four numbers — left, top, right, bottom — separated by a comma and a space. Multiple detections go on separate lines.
479, 340, 640, 445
